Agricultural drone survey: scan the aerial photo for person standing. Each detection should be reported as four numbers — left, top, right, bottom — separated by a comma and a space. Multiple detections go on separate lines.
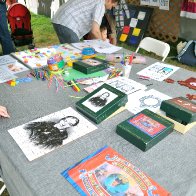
52, 0, 119, 44
0, 0, 15, 55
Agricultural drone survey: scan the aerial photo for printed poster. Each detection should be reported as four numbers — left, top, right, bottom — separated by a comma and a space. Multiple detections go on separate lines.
62, 146, 170, 195
127, 89, 171, 114
8, 107, 97, 161
137, 62, 179, 81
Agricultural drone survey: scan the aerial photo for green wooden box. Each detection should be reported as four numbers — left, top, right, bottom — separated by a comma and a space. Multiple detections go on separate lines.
73, 58, 108, 74
116, 109, 174, 151
75, 84, 128, 124
160, 97, 196, 125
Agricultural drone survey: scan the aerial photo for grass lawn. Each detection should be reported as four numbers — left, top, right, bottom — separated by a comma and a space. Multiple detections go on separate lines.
0, 12, 195, 196
0, 13, 195, 72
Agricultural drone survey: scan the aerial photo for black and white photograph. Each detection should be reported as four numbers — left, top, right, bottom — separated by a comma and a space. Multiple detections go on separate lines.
8, 107, 97, 161
82, 88, 118, 113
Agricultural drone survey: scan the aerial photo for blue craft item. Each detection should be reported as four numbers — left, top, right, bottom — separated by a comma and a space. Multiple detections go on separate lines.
82, 47, 95, 56
129, 36, 138, 45
17, 77, 33, 83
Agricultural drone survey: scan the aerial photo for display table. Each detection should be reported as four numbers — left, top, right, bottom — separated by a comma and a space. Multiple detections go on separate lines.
0, 53, 195, 196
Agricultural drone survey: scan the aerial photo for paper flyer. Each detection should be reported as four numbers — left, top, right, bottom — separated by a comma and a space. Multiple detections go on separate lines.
127, 89, 171, 114
137, 62, 179, 81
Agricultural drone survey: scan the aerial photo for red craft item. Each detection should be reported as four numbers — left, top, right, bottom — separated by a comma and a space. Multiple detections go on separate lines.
186, 94, 196, 100
164, 78, 175, 83
178, 77, 196, 90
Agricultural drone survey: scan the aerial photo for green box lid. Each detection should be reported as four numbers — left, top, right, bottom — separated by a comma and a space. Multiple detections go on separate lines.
160, 97, 196, 124
75, 83, 128, 124
73, 58, 108, 74
116, 109, 174, 151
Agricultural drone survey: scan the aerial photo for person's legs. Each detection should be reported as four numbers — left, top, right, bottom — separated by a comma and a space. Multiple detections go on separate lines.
52, 23, 80, 44
0, 3, 15, 55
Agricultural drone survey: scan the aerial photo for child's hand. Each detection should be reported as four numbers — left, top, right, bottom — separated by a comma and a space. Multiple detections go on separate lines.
0, 106, 10, 118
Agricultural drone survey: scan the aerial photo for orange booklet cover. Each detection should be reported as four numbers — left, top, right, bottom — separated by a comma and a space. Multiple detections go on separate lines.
62, 146, 170, 196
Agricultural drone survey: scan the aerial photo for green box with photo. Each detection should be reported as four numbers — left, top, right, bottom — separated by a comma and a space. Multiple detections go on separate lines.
160, 97, 196, 125
75, 84, 128, 124
116, 109, 174, 151
73, 58, 108, 74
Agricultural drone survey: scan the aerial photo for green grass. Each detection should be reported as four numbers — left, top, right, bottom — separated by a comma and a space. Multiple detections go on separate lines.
0, 13, 195, 72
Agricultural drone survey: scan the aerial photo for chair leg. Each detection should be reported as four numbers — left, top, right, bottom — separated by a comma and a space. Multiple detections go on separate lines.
0, 177, 6, 195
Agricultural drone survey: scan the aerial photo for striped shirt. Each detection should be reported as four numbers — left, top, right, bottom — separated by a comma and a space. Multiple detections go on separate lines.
52, 0, 105, 39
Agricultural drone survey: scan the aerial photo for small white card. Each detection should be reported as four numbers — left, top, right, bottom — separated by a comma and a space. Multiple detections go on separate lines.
129, 18, 138, 27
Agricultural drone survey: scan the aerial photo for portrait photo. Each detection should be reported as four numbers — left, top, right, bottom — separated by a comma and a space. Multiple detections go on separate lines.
82, 88, 118, 113
8, 107, 97, 161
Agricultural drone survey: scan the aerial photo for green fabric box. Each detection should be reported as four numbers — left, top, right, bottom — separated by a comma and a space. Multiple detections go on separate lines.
75, 84, 128, 124
73, 58, 108, 74
160, 97, 196, 125
116, 109, 174, 151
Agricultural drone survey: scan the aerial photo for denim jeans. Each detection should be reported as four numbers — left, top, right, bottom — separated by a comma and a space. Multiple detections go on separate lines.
0, 3, 15, 55
52, 23, 80, 44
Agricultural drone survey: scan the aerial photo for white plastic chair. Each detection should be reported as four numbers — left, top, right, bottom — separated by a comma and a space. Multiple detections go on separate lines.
135, 37, 170, 61
0, 177, 6, 195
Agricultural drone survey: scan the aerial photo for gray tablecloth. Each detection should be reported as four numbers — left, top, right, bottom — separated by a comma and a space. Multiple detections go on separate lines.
0, 55, 195, 196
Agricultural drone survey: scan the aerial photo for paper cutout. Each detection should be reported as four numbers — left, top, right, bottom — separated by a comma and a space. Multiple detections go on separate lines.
122, 26, 131, 34
129, 18, 138, 27
128, 36, 139, 44
138, 11, 146, 20
119, 34, 128, 42
132, 28, 141, 36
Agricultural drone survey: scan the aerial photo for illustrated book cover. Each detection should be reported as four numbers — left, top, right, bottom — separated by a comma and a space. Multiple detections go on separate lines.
8, 107, 97, 161
116, 109, 174, 151
62, 146, 171, 195
75, 84, 128, 124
